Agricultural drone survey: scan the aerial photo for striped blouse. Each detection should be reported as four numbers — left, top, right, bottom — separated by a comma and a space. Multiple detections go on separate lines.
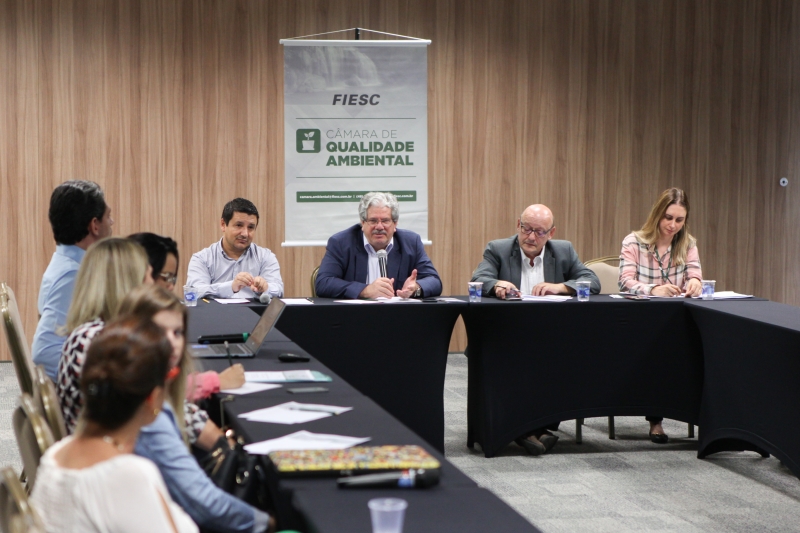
618, 232, 702, 295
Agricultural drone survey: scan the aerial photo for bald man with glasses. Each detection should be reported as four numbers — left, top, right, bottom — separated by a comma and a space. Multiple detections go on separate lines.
470, 204, 599, 456
471, 204, 599, 300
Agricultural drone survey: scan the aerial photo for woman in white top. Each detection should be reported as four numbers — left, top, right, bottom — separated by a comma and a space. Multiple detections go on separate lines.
32, 317, 198, 533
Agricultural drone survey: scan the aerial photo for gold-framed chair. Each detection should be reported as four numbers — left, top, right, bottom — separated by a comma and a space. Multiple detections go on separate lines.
0, 467, 45, 533
33, 366, 67, 442
310, 266, 320, 298
0, 283, 36, 397
580, 256, 695, 441
12, 394, 55, 493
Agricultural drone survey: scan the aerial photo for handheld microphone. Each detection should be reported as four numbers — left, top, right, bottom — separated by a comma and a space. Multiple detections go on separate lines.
337, 468, 439, 489
377, 249, 388, 278
259, 292, 272, 305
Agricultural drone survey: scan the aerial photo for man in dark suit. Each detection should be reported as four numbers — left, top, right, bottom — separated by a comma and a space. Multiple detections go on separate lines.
470, 203, 599, 456
315, 192, 442, 299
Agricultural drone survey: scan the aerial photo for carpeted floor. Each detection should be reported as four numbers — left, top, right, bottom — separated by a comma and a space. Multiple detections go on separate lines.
3, 357, 800, 532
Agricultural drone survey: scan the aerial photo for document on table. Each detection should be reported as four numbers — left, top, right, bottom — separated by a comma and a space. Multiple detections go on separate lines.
520, 295, 572, 302
220, 382, 282, 395
692, 291, 753, 300
238, 401, 353, 424
281, 298, 315, 305
213, 298, 250, 304
435, 297, 463, 302
334, 299, 382, 304
243, 430, 370, 455
244, 370, 332, 383
333, 297, 421, 304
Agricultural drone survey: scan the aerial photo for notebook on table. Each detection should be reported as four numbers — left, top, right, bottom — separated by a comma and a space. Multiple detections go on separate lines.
188, 298, 286, 358
267, 445, 441, 477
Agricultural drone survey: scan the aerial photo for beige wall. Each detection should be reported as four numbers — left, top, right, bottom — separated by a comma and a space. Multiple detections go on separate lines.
2, 0, 799, 360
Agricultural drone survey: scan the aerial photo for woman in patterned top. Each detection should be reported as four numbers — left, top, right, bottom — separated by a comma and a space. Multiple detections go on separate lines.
618, 187, 703, 444
56, 238, 225, 451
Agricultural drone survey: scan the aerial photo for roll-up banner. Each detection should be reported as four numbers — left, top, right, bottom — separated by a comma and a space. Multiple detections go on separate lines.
281, 30, 431, 247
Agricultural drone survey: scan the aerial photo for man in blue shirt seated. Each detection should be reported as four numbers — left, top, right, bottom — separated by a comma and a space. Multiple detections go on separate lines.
33, 180, 113, 380
187, 198, 284, 300
315, 191, 442, 299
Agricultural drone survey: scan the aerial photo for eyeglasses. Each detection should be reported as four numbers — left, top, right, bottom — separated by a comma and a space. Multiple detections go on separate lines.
364, 218, 394, 227
159, 272, 178, 285
519, 223, 553, 238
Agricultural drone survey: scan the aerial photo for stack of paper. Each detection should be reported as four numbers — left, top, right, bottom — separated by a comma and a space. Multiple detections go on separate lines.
244, 430, 370, 455
239, 401, 352, 424
694, 291, 753, 300
244, 370, 331, 383
220, 382, 282, 395
520, 295, 572, 302
281, 298, 315, 305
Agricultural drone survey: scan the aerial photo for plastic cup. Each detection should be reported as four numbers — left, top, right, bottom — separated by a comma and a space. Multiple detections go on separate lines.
468, 282, 483, 303
576, 281, 591, 302
701, 280, 716, 300
183, 285, 199, 307
368, 498, 407, 533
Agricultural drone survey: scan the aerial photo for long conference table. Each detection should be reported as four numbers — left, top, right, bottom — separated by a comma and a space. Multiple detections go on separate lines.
189, 294, 800, 517
188, 302, 538, 532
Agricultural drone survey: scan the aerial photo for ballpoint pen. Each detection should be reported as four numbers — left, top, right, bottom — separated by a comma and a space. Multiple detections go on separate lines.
224, 341, 233, 367
287, 405, 341, 415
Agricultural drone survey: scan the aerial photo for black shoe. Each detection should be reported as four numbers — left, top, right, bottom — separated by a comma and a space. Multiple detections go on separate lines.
649, 432, 669, 444
515, 435, 546, 456
539, 433, 559, 452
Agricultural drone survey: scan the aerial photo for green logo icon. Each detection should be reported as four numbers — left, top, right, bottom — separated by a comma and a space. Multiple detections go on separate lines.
296, 129, 321, 153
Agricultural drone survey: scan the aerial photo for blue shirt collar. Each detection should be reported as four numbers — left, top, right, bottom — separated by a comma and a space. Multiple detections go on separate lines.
55, 244, 86, 265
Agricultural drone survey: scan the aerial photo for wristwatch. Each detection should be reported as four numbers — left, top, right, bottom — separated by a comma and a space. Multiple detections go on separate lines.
413, 284, 423, 298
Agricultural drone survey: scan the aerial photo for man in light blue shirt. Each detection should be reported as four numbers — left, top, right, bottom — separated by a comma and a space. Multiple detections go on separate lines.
32, 180, 113, 380
187, 198, 284, 300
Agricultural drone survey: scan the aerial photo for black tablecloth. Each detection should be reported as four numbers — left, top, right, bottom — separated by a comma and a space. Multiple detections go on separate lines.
246, 298, 467, 452
462, 295, 705, 457
187, 303, 540, 532
686, 300, 800, 476
293, 486, 538, 533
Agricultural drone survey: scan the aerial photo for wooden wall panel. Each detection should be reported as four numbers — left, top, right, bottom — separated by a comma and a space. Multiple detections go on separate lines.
1, 0, 799, 361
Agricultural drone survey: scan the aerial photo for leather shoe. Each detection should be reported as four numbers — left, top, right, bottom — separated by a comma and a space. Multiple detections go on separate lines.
649, 431, 669, 444
539, 433, 559, 452
515, 435, 546, 456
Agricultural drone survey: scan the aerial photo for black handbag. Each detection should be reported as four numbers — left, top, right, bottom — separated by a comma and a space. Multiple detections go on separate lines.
200, 432, 269, 509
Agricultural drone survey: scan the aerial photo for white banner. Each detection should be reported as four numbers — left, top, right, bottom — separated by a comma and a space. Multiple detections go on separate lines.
281, 38, 430, 246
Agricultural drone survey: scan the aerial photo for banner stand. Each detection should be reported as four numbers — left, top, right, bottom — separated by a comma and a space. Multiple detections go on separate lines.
280, 28, 431, 247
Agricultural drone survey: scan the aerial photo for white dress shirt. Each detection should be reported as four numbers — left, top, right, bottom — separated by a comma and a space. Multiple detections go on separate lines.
520, 246, 546, 295
363, 234, 395, 284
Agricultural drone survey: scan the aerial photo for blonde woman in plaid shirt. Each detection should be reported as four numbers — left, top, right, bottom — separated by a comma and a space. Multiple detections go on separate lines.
618, 187, 703, 443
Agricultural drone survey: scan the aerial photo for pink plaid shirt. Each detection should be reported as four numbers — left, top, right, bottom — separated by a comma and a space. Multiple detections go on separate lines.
618, 232, 702, 295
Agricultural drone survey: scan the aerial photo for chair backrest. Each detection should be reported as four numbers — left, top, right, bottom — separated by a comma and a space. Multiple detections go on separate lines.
0, 466, 45, 533
0, 283, 36, 396
12, 394, 55, 493
585, 256, 620, 295
310, 266, 320, 298
33, 366, 67, 442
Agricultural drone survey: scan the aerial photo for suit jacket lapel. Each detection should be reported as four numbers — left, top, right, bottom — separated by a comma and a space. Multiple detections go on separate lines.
544, 243, 556, 283
510, 237, 523, 288
353, 229, 369, 284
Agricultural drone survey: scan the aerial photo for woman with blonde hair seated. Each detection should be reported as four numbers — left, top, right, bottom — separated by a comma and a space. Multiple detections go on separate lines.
32, 318, 198, 533
619, 187, 703, 443
57, 237, 153, 432
121, 285, 273, 533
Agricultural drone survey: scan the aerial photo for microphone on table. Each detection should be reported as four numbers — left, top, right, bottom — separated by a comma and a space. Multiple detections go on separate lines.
337, 468, 439, 489
259, 292, 272, 305
377, 249, 388, 279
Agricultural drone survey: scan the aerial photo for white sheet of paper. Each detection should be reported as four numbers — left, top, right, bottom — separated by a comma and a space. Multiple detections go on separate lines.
282, 298, 315, 305
281, 401, 352, 415
375, 297, 422, 303
214, 298, 250, 304
435, 297, 463, 302
334, 299, 381, 304
692, 291, 753, 300
239, 406, 331, 424
220, 382, 282, 395
520, 295, 572, 302
243, 430, 370, 455
244, 370, 317, 383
